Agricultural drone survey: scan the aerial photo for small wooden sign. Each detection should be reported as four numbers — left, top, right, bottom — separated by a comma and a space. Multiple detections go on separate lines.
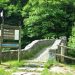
0, 25, 20, 40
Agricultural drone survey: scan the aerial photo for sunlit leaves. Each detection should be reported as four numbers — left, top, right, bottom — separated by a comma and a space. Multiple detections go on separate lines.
22, 0, 75, 39
24, 16, 41, 25
0, 0, 9, 3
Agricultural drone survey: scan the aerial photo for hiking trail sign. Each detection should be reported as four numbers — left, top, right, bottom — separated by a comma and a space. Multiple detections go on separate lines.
0, 24, 21, 63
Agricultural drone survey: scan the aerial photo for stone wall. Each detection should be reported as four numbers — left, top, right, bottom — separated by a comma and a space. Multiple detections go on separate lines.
2, 39, 55, 61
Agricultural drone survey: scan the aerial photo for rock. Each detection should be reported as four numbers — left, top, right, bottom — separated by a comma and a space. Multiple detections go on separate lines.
49, 66, 73, 74
12, 72, 40, 75
12, 72, 26, 75
18, 67, 44, 72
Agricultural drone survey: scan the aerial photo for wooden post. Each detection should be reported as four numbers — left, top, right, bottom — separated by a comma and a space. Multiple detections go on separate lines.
18, 26, 21, 62
59, 36, 67, 62
60, 43, 65, 62
0, 24, 3, 64
0, 10, 4, 64
57, 45, 61, 62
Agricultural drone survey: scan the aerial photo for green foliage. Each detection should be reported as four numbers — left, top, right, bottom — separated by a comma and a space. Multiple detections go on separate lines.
0, 60, 25, 75
0, 68, 11, 75
69, 64, 75, 69
4, 60, 24, 68
44, 59, 59, 68
0, 0, 9, 3
44, 60, 54, 68
22, 0, 75, 40
68, 26, 75, 57
41, 68, 50, 75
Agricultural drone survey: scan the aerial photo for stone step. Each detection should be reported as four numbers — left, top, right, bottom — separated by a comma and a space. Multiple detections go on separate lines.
23, 60, 46, 68
18, 67, 44, 72
12, 72, 41, 75
25, 60, 46, 64
23, 63, 44, 68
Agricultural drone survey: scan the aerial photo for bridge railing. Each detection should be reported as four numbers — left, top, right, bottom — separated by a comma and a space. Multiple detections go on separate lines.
49, 36, 67, 62
57, 45, 75, 63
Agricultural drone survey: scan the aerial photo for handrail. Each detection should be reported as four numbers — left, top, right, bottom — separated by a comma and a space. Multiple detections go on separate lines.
56, 54, 75, 60
58, 45, 75, 50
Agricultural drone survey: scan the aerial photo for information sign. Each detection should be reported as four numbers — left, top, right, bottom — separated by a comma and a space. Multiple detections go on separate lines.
0, 25, 20, 47
0, 25, 21, 62
14, 30, 19, 40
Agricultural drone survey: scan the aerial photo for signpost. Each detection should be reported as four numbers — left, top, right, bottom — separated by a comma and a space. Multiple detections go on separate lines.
0, 9, 4, 64
0, 10, 21, 63
0, 25, 21, 63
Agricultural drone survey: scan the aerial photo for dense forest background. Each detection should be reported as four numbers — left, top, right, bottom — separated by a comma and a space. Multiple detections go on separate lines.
0, 0, 75, 57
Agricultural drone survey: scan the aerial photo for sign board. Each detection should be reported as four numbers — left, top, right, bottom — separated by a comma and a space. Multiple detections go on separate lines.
0, 43, 19, 48
0, 25, 20, 48
0, 29, 19, 40
0, 24, 21, 62
0, 25, 20, 40
3, 29, 14, 40
14, 30, 19, 40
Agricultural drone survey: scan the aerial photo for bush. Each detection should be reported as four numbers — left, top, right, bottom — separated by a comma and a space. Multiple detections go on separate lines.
68, 26, 75, 57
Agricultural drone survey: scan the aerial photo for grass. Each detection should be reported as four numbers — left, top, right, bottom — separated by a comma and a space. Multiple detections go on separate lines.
0, 60, 75, 75
41, 60, 75, 75
70, 65, 75, 69
44, 59, 59, 68
0, 68, 12, 75
41, 68, 50, 75
0, 60, 25, 75
2, 60, 25, 68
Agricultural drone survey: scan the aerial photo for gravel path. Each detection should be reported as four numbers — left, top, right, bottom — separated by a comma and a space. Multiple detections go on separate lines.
50, 66, 75, 75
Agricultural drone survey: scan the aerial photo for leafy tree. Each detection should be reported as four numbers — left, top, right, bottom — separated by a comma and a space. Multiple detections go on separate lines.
22, 0, 75, 40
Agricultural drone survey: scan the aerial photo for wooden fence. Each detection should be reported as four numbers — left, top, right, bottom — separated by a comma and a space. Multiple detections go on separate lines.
57, 45, 75, 62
